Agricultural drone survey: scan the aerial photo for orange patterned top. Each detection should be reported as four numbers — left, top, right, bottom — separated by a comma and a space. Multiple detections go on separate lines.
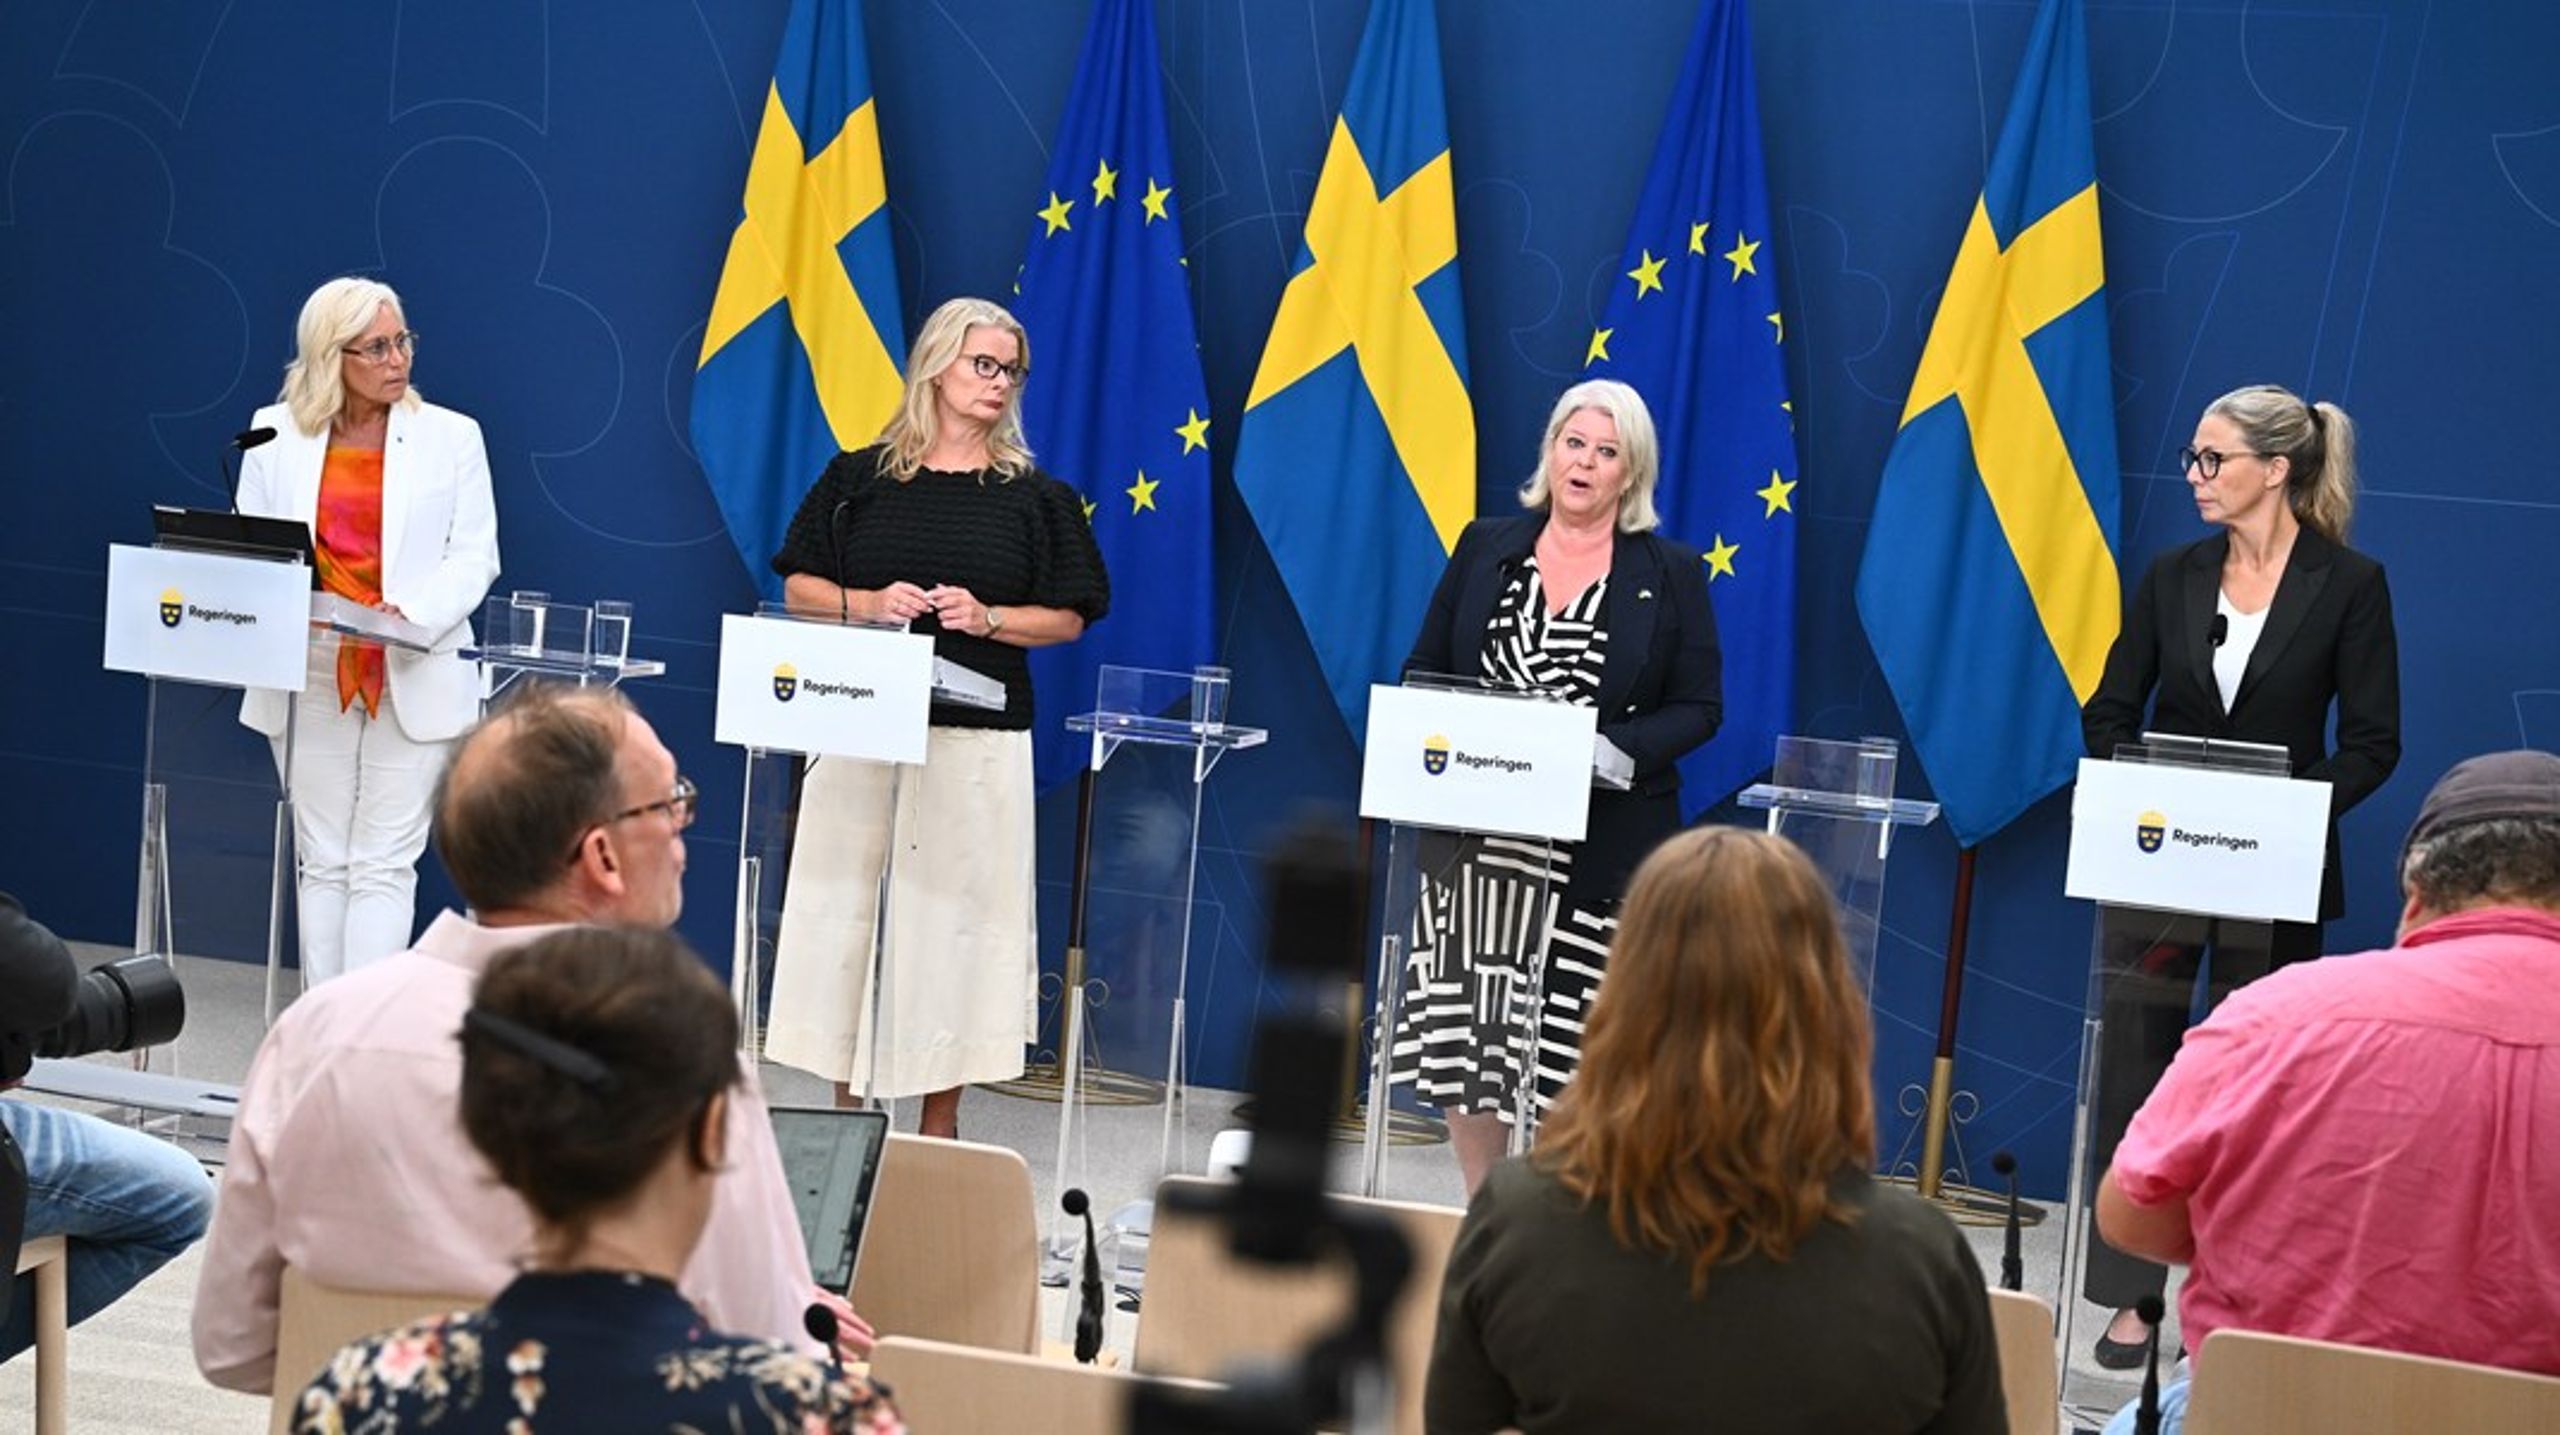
315, 445, 387, 717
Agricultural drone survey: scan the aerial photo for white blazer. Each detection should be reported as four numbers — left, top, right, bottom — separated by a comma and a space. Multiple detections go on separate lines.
235, 398, 502, 743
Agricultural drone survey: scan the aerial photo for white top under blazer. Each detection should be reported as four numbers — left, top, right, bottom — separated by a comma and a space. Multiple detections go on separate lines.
234, 398, 502, 744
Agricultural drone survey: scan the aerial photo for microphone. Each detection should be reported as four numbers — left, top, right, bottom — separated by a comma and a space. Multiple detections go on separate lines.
827, 496, 854, 624
1062, 1187, 1105, 1364
224, 427, 278, 511
2207, 613, 2229, 649
1991, 1150, 2023, 1291
802, 1301, 843, 1378
2134, 1293, 2166, 1435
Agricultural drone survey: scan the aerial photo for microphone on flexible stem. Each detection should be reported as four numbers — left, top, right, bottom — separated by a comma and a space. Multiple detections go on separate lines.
1990, 1150, 2023, 1292
1061, 1187, 1105, 1364
802, 1302, 843, 1379
2207, 613, 2229, 649
2133, 1293, 2166, 1435
826, 496, 855, 624
225, 426, 277, 511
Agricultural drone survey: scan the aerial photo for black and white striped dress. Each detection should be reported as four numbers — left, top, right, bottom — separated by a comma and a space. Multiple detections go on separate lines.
1388, 556, 1618, 1120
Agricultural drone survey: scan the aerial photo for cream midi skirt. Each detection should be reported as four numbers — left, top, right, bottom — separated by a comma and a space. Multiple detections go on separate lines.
762, 727, 1037, 1096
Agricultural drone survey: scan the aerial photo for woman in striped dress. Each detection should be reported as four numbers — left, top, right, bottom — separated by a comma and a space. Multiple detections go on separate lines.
1388, 379, 1724, 1197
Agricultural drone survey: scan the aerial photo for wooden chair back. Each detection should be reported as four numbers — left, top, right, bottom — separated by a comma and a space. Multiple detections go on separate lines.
269, 1264, 479, 1435
2183, 1328, 2560, 1434
1985, 1287, 2057, 1435
869, 1334, 1210, 1433
845, 1132, 1041, 1355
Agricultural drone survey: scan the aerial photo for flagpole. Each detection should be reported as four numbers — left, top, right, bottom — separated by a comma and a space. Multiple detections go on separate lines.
1897, 845, 2044, 1226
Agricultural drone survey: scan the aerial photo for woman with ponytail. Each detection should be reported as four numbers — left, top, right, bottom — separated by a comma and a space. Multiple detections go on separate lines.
2077, 383, 2401, 1364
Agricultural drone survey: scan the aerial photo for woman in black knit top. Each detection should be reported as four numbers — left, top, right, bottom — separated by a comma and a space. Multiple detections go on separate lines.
763, 297, 1108, 1138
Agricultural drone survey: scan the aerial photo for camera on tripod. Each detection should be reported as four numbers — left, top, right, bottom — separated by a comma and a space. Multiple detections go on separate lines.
1127, 818, 1413, 1435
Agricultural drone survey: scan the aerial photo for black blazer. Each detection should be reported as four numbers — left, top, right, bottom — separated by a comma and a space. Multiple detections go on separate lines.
2082, 526, 2401, 921
1405, 515, 1723, 904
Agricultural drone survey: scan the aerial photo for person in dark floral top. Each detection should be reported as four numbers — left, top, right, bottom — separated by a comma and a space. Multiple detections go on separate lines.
289, 928, 901, 1433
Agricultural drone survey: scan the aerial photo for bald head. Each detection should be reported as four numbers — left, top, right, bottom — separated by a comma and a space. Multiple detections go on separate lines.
433, 685, 636, 917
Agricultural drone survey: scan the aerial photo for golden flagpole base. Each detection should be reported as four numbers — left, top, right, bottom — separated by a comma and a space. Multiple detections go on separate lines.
1877, 1055, 2048, 1228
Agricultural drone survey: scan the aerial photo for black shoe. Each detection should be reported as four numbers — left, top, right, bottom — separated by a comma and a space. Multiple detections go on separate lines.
2092, 1330, 2148, 1370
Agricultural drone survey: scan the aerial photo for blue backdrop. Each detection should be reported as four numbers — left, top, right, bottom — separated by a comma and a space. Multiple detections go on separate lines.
5, 0, 2556, 1198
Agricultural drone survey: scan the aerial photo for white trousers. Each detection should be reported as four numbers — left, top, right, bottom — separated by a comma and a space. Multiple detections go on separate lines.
269, 637, 450, 986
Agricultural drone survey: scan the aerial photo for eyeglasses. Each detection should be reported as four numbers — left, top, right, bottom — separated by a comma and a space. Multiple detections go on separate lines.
2177, 445, 2270, 481
566, 775, 698, 864
343, 331, 420, 364
963, 352, 1028, 384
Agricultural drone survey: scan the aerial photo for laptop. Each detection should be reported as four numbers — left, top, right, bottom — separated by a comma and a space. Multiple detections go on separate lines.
766, 1106, 891, 1291
150, 505, 318, 585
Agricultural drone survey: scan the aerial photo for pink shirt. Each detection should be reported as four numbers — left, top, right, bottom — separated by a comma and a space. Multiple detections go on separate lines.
192, 912, 820, 1393
2112, 906, 2560, 1372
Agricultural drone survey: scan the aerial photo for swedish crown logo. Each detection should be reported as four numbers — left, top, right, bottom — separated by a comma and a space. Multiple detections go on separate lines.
1421, 733, 1451, 776
158, 587, 184, 629
772, 662, 798, 702
2136, 809, 2167, 854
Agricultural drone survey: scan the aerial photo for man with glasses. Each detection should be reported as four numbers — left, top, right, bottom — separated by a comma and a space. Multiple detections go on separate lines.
193, 685, 870, 1393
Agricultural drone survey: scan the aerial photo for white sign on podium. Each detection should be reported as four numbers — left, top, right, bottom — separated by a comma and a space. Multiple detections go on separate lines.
101, 543, 310, 691
1359, 682, 1598, 842
2066, 757, 2330, 923
712, 612, 934, 764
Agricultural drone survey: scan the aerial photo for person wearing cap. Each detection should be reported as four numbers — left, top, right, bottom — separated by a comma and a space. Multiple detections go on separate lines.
2091, 750, 2560, 1434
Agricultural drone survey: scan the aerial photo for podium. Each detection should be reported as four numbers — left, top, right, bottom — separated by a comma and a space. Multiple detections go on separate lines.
2056, 735, 2327, 1417
713, 604, 1002, 1102
996, 665, 1264, 1282
1354, 674, 1605, 1196
103, 539, 311, 1035
464, 590, 667, 699
1737, 736, 1940, 1000
1736, 737, 1949, 1187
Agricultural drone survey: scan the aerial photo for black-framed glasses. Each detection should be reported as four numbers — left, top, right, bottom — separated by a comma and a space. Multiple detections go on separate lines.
2177, 445, 2269, 480
566, 775, 698, 863
963, 352, 1027, 384
343, 331, 420, 364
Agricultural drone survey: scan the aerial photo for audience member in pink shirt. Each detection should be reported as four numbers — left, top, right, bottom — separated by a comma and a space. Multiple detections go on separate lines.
192, 684, 872, 1393
2097, 749, 2560, 1433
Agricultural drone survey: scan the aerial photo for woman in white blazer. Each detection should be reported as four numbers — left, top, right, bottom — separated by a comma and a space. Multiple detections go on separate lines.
237, 277, 499, 984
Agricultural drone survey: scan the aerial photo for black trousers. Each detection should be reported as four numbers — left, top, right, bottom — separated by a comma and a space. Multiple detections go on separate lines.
2080, 910, 2323, 1309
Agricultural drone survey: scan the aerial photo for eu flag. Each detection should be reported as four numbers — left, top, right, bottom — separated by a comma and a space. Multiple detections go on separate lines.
1232, 0, 1472, 742
1856, 0, 2121, 845
691, 0, 906, 601
1587, 0, 1797, 811
1016, 0, 1215, 789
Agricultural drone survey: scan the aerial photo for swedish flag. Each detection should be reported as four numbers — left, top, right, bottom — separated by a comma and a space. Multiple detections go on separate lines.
1232, 0, 1472, 741
1587, 0, 1796, 810
1014, 0, 1215, 790
691, 0, 906, 601
1855, 0, 2121, 845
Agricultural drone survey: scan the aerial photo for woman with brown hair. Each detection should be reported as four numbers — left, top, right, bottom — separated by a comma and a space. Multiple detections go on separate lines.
288, 928, 900, 1432
1425, 828, 2005, 1433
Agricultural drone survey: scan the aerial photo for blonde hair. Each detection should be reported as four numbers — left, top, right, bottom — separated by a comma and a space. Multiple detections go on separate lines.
875, 297, 1034, 481
278, 276, 422, 436
1516, 378, 1661, 533
1535, 827, 1874, 1293
2206, 383, 2357, 543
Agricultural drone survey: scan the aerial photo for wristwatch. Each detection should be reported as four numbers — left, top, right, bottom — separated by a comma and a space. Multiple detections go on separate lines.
984, 605, 1006, 636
